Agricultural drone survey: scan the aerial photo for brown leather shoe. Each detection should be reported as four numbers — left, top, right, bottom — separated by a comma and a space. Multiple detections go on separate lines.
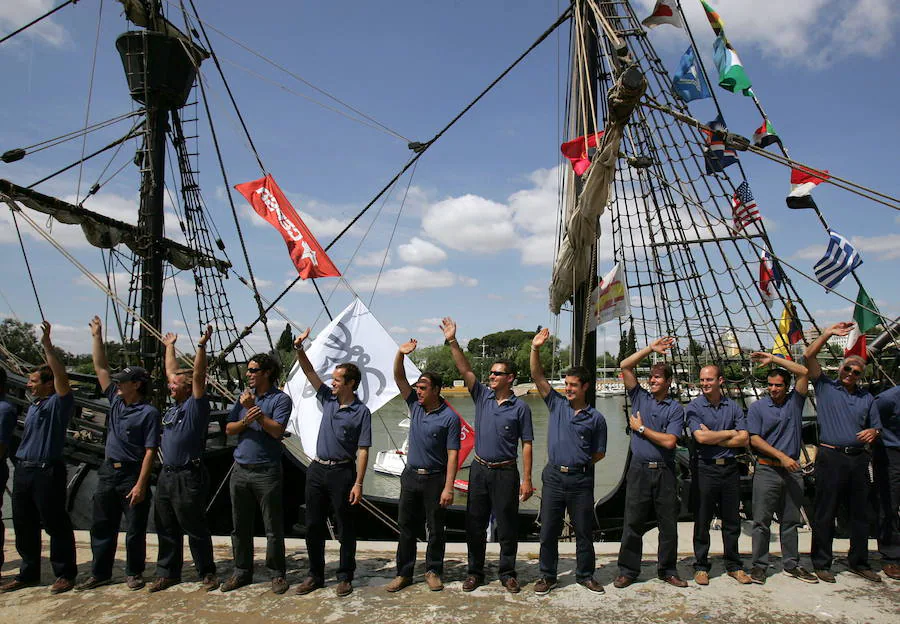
126, 574, 145, 591
75, 576, 112, 591
727, 569, 752, 585
200, 574, 220, 592
660, 575, 688, 588
613, 575, 635, 589
424, 571, 443, 591
385, 576, 412, 593
271, 577, 289, 594
814, 569, 836, 583
502, 576, 520, 593
148, 577, 180, 593
533, 577, 557, 595
220, 574, 252, 593
883, 563, 900, 580
50, 577, 74, 595
578, 577, 605, 593
0, 578, 37, 593
848, 567, 882, 583
335, 580, 353, 597
694, 571, 709, 586
294, 576, 324, 595
462, 575, 483, 592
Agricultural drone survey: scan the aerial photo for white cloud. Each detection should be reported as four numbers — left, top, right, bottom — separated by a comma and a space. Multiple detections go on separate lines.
388, 326, 408, 333
0, 0, 67, 47
851, 233, 900, 261
422, 195, 518, 253
397, 237, 447, 265
352, 266, 478, 294
354, 249, 392, 267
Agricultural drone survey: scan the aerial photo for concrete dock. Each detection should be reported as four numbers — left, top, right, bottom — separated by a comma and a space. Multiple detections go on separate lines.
1, 525, 897, 623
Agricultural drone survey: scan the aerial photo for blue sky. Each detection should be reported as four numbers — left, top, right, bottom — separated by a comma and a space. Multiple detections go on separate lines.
0, 0, 897, 358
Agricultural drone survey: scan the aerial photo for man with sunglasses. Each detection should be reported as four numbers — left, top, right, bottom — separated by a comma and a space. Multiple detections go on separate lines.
441, 317, 534, 594
221, 352, 292, 595
385, 339, 460, 593
874, 384, 900, 579
148, 325, 218, 593
805, 322, 883, 583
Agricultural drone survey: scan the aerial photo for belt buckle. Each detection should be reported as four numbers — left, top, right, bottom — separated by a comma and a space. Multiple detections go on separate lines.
715, 458, 725, 465
112, 462, 123, 469
559, 465, 570, 473
647, 461, 659, 469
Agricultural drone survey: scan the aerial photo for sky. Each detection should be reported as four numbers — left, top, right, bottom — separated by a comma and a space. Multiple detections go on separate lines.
0, 0, 897, 360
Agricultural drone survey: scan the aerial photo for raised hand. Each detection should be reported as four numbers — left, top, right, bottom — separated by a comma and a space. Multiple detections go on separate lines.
89, 315, 103, 337
440, 317, 457, 342
239, 390, 255, 409
162, 332, 178, 347
532, 327, 550, 348
750, 351, 774, 367
827, 322, 854, 337
399, 339, 417, 355
649, 336, 675, 354
294, 327, 311, 350
198, 325, 213, 348
40, 320, 52, 348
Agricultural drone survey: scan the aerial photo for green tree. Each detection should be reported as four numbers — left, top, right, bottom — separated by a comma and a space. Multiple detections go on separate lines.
409, 345, 458, 387
276, 323, 294, 352
0, 318, 43, 364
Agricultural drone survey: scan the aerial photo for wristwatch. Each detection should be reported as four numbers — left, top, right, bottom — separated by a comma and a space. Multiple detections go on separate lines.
638, 425, 646, 435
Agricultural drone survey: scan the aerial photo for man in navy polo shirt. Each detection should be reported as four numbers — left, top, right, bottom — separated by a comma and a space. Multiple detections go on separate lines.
0, 322, 77, 594
149, 325, 218, 593
530, 328, 607, 595
805, 322, 882, 583
874, 384, 900, 580
0, 368, 16, 582
686, 364, 751, 585
746, 352, 818, 584
221, 352, 292, 595
77, 316, 160, 591
615, 337, 687, 589
441, 317, 534, 593
293, 327, 372, 598
385, 339, 460, 593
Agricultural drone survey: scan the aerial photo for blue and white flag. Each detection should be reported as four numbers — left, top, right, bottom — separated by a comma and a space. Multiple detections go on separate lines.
813, 230, 863, 289
703, 113, 738, 174
672, 46, 711, 102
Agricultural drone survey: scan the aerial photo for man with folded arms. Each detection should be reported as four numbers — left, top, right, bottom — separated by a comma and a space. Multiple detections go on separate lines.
805, 322, 882, 583
385, 339, 459, 593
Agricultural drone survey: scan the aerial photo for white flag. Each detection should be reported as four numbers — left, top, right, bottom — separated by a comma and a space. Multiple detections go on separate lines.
642, 1, 684, 29
589, 263, 630, 330
283, 297, 421, 457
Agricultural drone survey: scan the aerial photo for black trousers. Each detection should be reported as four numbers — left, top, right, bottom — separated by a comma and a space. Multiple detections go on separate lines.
692, 462, 742, 572
466, 461, 520, 580
154, 466, 216, 579
90, 461, 151, 579
874, 444, 900, 565
230, 462, 285, 579
538, 465, 595, 581
0, 460, 7, 570
305, 462, 357, 582
396, 468, 447, 578
811, 447, 871, 570
617, 462, 679, 579
11, 461, 77, 582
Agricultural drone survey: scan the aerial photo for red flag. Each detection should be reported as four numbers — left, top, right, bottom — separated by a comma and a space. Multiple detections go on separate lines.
561, 132, 604, 176
235, 174, 340, 279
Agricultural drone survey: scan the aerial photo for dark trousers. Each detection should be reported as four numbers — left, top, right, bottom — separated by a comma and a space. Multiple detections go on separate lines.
751, 464, 805, 570
692, 462, 742, 572
396, 468, 447, 578
466, 461, 520, 580
90, 461, 151, 579
11, 462, 77, 582
154, 466, 216, 579
230, 462, 285, 579
0, 460, 7, 569
617, 462, 679, 579
874, 444, 900, 565
305, 462, 357, 582
811, 447, 871, 570
538, 465, 595, 581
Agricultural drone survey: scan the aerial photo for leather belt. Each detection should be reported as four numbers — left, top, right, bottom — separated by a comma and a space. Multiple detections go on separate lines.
553, 464, 589, 473
408, 467, 443, 475
108, 459, 140, 470
163, 459, 202, 472
237, 461, 278, 471
820, 443, 867, 456
314, 458, 353, 466
700, 457, 737, 466
757, 457, 783, 467
474, 455, 516, 469
17, 459, 55, 469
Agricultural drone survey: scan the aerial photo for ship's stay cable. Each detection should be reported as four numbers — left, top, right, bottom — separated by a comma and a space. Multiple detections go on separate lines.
6, 110, 142, 156
7, 206, 45, 321
0, 0, 79, 46
76, 0, 104, 205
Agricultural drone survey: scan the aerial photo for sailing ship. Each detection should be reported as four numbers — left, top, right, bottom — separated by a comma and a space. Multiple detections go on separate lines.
1, 0, 897, 544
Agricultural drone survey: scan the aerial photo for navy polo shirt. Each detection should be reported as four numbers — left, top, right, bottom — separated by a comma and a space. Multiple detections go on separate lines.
875, 385, 900, 448
686, 395, 747, 460
15, 392, 74, 462
544, 390, 607, 467
315, 383, 372, 461
813, 375, 881, 447
0, 394, 16, 449
747, 390, 806, 460
104, 384, 160, 462
470, 381, 534, 462
161, 395, 211, 466
404, 394, 460, 470
228, 387, 292, 464
627, 385, 684, 464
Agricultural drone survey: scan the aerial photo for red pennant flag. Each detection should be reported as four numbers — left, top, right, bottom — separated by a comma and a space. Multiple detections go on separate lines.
561, 132, 604, 176
235, 174, 341, 279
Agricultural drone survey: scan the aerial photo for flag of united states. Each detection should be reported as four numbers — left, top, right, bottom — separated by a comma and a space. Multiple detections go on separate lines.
731, 181, 760, 232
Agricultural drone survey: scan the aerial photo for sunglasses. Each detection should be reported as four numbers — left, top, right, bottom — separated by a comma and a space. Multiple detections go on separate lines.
246, 367, 263, 374
842, 366, 863, 376
489, 370, 511, 376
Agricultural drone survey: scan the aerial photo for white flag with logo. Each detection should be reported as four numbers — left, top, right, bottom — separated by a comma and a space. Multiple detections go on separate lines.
284, 297, 421, 457
588, 262, 630, 330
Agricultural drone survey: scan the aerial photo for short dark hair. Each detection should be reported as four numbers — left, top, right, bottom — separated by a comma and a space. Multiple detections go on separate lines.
35, 364, 54, 384
564, 366, 592, 386
419, 371, 443, 390
649, 362, 673, 381
492, 358, 516, 378
768, 368, 792, 386
700, 364, 723, 379
336, 362, 361, 391
249, 353, 281, 386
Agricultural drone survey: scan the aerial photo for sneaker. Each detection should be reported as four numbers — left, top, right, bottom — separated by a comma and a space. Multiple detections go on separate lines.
533, 577, 557, 595
461, 575, 483, 592
613, 575, 635, 589
200, 574, 220, 592
50, 577, 75, 595
727, 570, 752, 585
694, 570, 709, 586
502, 576, 520, 594
749, 567, 766, 585
782, 567, 817, 584
578, 577, 605, 593
271, 577, 289, 594
883, 563, 900, 580
385, 576, 412, 593
848, 567, 882, 583
335, 580, 352, 597
75, 576, 112, 591
220, 574, 252, 593
126, 574, 145, 591
659, 575, 688, 588
148, 577, 180, 593
294, 576, 324, 595
0, 578, 38, 593
424, 571, 443, 592
814, 569, 836, 584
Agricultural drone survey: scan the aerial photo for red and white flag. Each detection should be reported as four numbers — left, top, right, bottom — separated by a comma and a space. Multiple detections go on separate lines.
786, 167, 830, 209
642, 0, 684, 29
235, 174, 341, 279
758, 250, 782, 308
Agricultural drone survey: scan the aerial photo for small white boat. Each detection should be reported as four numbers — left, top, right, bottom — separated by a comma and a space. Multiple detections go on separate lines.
373, 417, 410, 476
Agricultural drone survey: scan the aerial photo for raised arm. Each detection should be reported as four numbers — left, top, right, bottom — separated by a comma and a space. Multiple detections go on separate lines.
441, 317, 476, 391
751, 351, 809, 396
803, 322, 852, 381
394, 339, 416, 401
293, 327, 324, 389
89, 315, 112, 392
162, 332, 179, 379
193, 325, 212, 399
40, 321, 70, 396
530, 328, 552, 398
620, 337, 675, 391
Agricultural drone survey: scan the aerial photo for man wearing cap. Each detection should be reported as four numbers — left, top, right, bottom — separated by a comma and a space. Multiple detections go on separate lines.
874, 384, 900, 579
220, 352, 292, 595
686, 364, 752, 586
441, 317, 534, 594
805, 322, 882, 583
529, 328, 607, 595
614, 337, 688, 589
746, 352, 818, 584
77, 316, 160, 591
0, 368, 16, 583
292, 327, 372, 598
148, 326, 218, 592
385, 339, 459, 593
0, 322, 77, 594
